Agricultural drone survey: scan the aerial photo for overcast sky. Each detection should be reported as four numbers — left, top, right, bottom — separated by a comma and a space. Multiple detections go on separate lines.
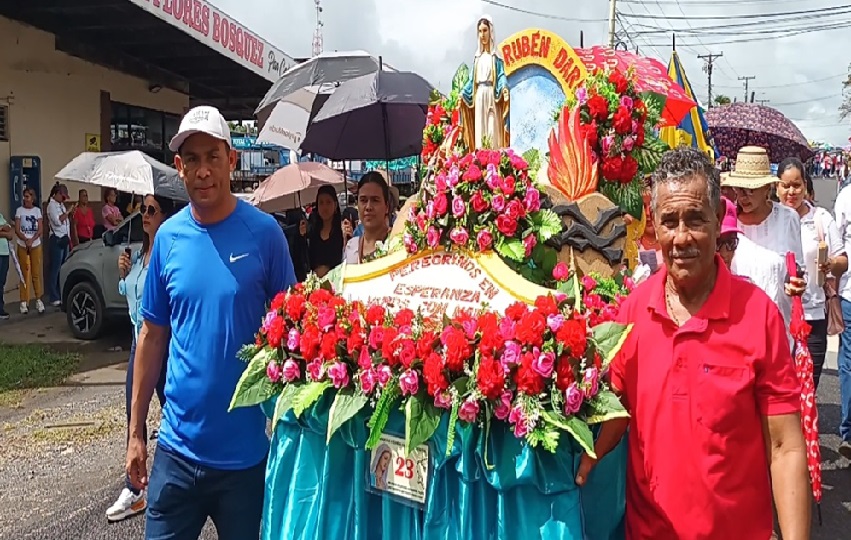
212, 0, 850, 146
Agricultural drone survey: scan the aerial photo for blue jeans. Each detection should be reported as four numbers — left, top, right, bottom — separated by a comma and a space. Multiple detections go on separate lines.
0, 254, 8, 315
145, 446, 265, 540
838, 299, 851, 442
126, 336, 167, 493
47, 235, 69, 303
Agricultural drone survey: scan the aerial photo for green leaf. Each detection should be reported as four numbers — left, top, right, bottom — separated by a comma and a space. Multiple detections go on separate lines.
237, 344, 261, 363
451, 63, 470, 95
367, 380, 401, 449
522, 148, 541, 174
327, 388, 369, 443
496, 238, 525, 262
527, 426, 560, 453
271, 384, 299, 431
292, 380, 332, 417
229, 349, 275, 412
591, 322, 633, 366
599, 179, 643, 220
535, 210, 563, 242
404, 395, 442, 455
586, 389, 630, 424
564, 416, 595, 458
445, 399, 460, 458
323, 263, 345, 294
540, 246, 559, 276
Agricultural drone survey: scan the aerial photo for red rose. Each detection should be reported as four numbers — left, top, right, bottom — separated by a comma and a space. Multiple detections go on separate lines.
463, 164, 483, 182
299, 325, 321, 361
476, 357, 506, 401
398, 339, 417, 368
308, 288, 333, 306
270, 292, 287, 313
515, 352, 545, 396
320, 332, 338, 360
504, 199, 525, 221
266, 316, 285, 349
441, 326, 472, 372
534, 295, 559, 318
557, 316, 588, 357
417, 331, 438, 358
381, 327, 400, 366
470, 191, 489, 213
608, 70, 629, 93
586, 94, 609, 121
423, 352, 449, 396
434, 193, 449, 216
555, 356, 576, 391
515, 311, 547, 347
635, 128, 645, 146
621, 155, 639, 182
612, 106, 633, 135
601, 156, 626, 183
501, 175, 516, 196
477, 313, 503, 356
366, 305, 386, 326
505, 302, 528, 322
346, 326, 365, 355
578, 122, 599, 148
496, 214, 518, 237
394, 308, 415, 328
285, 294, 306, 321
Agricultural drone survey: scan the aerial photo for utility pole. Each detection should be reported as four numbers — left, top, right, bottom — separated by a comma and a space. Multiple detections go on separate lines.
738, 75, 756, 103
698, 52, 723, 108
607, 0, 617, 47
312, 0, 324, 57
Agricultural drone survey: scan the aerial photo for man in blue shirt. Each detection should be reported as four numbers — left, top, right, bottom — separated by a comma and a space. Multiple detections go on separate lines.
127, 105, 296, 540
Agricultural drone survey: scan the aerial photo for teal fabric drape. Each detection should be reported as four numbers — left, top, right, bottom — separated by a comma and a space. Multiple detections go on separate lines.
260, 395, 625, 540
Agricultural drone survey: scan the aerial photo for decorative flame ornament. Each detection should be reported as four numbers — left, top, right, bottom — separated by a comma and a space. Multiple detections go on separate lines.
547, 106, 599, 201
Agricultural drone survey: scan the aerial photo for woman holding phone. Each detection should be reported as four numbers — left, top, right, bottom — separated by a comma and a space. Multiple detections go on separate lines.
106, 193, 174, 522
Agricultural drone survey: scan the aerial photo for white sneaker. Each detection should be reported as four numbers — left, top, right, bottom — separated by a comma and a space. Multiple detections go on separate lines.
51, 300, 61, 307
35, 299, 45, 314
20, 302, 28, 315
106, 488, 146, 522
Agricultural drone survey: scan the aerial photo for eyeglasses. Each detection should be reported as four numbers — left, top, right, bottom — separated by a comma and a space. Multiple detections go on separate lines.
140, 204, 159, 216
732, 187, 758, 196
717, 237, 739, 251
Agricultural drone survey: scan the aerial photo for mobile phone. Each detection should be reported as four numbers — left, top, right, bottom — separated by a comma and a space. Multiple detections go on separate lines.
124, 247, 132, 257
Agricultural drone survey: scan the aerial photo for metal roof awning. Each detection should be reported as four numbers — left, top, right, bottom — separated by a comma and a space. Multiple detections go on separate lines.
0, 0, 295, 119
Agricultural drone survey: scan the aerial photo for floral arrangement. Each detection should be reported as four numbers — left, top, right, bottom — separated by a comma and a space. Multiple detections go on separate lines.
421, 64, 469, 166
403, 148, 563, 272
230, 270, 632, 457
562, 67, 668, 218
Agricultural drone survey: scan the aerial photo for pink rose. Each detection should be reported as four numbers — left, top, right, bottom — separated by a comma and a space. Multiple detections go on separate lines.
492, 194, 506, 212
494, 390, 512, 420
524, 188, 541, 212
501, 340, 521, 366
476, 229, 494, 251
358, 346, 373, 370
282, 359, 300, 382
555, 292, 568, 303
262, 311, 277, 334
499, 317, 517, 341
622, 136, 635, 152
368, 327, 385, 350
508, 405, 529, 437
532, 350, 555, 378
399, 369, 419, 396
470, 191, 489, 213
547, 313, 564, 333
485, 164, 500, 190
552, 262, 569, 281
426, 200, 436, 220
404, 233, 417, 254
601, 135, 614, 156
620, 95, 634, 109
434, 194, 448, 216
581, 275, 597, 291
448, 166, 461, 187
317, 306, 336, 330
435, 173, 449, 193
360, 368, 378, 394
434, 390, 453, 409
458, 398, 480, 423
266, 360, 282, 383
451, 196, 466, 218
449, 227, 469, 246
426, 226, 440, 248
523, 234, 537, 257
327, 362, 350, 389
376, 364, 392, 386
307, 359, 325, 381
563, 383, 584, 415
286, 328, 300, 351
583, 367, 600, 398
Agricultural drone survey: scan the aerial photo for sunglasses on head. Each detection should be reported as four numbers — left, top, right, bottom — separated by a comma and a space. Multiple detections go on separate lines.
140, 204, 159, 216
717, 237, 739, 251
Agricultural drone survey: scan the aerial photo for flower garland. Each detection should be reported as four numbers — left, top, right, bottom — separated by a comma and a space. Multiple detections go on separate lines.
230, 270, 632, 457
563, 67, 668, 218
403, 148, 563, 268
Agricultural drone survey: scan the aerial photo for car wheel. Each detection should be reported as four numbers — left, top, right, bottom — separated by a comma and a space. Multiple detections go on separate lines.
66, 281, 105, 340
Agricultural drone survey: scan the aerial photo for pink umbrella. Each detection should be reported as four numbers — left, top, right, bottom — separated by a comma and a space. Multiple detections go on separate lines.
250, 162, 347, 212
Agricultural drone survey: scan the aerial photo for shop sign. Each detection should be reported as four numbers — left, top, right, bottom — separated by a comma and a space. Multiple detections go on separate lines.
85, 133, 101, 152
129, 0, 294, 81
498, 28, 587, 97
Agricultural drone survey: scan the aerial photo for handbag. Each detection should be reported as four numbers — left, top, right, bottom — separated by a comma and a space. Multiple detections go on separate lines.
814, 214, 845, 335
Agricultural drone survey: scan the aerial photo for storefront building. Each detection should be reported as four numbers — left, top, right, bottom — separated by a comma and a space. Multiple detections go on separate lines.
0, 0, 293, 296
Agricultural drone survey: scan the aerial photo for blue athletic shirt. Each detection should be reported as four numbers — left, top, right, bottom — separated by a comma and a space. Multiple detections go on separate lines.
141, 199, 296, 469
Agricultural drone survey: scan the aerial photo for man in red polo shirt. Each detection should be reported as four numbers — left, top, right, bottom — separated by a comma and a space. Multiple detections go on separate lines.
576, 147, 810, 539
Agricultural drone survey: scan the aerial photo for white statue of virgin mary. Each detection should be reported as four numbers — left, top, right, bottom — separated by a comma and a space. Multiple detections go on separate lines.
460, 15, 510, 150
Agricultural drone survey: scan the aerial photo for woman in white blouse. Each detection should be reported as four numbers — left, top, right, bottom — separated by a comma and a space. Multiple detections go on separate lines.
777, 158, 848, 387
344, 172, 391, 264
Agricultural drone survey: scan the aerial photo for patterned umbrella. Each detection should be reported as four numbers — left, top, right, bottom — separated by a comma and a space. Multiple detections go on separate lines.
575, 46, 696, 127
785, 252, 823, 519
706, 103, 814, 163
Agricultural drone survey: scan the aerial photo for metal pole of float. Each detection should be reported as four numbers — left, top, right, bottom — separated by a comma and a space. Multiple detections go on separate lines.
607, 0, 618, 48
580, 31, 584, 48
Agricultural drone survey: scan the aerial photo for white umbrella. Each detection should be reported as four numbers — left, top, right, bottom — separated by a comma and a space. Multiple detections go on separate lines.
55, 150, 187, 201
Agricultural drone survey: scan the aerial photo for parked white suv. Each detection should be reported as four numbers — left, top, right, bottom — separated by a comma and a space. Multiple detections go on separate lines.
59, 213, 142, 339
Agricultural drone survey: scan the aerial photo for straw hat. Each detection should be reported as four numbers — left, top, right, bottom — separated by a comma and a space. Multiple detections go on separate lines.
720, 146, 776, 189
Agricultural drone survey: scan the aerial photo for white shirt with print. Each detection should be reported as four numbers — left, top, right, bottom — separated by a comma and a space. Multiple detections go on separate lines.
46, 199, 70, 239
14, 206, 42, 248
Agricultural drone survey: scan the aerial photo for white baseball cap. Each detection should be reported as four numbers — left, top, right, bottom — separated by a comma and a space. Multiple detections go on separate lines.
168, 105, 232, 152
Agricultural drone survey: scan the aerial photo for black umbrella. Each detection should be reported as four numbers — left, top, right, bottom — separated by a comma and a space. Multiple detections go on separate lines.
302, 71, 435, 160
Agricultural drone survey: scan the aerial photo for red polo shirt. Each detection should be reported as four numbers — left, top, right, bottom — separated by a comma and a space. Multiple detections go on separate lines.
610, 257, 800, 540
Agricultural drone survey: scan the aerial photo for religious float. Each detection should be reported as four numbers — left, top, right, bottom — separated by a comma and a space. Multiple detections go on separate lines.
232, 19, 671, 540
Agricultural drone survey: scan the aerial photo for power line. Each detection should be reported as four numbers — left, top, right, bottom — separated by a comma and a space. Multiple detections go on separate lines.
480, 0, 607, 22
641, 21, 848, 46
628, 17, 851, 36
622, 3, 851, 20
